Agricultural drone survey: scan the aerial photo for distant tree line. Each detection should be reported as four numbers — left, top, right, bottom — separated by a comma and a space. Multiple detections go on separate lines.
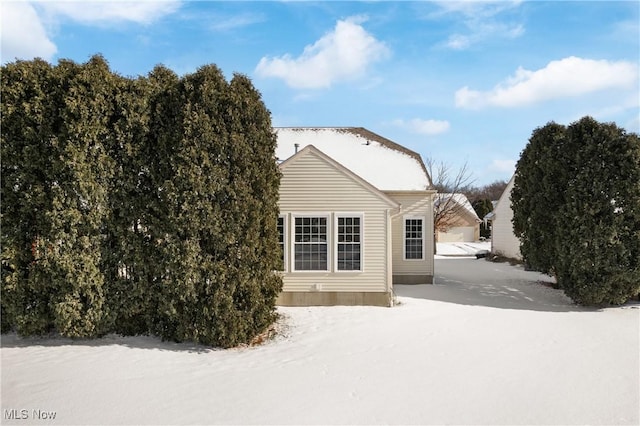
512, 117, 640, 305
465, 182, 508, 239
465, 181, 509, 205
1, 55, 283, 347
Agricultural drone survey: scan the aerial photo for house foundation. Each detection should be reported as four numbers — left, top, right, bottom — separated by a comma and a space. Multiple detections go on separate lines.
393, 275, 434, 285
277, 291, 393, 307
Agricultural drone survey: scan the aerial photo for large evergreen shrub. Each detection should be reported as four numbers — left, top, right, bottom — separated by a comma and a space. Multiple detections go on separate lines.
2, 59, 59, 334
2, 56, 116, 337
101, 73, 156, 336
512, 122, 568, 274
512, 116, 640, 305
1, 56, 282, 345
472, 198, 493, 239
554, 117, 640, 304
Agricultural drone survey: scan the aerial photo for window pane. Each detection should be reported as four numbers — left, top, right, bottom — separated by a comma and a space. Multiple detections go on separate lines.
337, 216, 361, 271
338, 243, 361, 270
405, 218, 423, 260
277, 217, 285, 270
294, 244, 327, 270
294, 216, 328, 270
405, 240, 423, 259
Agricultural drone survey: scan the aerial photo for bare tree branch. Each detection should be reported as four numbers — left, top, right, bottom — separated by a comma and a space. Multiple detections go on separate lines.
425, 157, 476, 236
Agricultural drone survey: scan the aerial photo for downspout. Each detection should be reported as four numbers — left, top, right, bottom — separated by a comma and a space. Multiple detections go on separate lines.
386, 208, 394, 306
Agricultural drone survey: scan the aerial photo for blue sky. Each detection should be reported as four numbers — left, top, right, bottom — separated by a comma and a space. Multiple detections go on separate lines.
3, 1, 639, 185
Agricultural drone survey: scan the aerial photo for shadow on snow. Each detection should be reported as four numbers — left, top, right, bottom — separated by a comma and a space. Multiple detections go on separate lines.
396, 258, 594, 313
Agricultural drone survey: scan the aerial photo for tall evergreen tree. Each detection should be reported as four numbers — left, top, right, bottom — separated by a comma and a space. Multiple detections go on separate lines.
149, 64, 229, 343
2, 57, 282, 345
554, 117, 640, 304
512, 122, 568, 274
2, 56, 116, 336
43, 56, 116, 337
472, 198, 493, 238
2, 59, 59, 334
101, 73, 155, 335
513, 116, 640, 305
222, 73, 282, 340
150, 66, 282, 347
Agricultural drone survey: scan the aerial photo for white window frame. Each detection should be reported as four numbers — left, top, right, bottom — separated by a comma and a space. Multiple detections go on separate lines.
403, 215, 425, 261
291, 213, 331, 272
334, 213, 364, 272
277, 214, 287, 272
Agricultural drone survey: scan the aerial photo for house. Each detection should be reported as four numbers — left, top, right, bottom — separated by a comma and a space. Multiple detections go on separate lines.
488, 175, 521, 260
434, 193, 481, 242
275, 127, 436, 307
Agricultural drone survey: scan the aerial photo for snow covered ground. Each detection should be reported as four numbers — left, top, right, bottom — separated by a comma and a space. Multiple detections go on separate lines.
436, 241, 491, 258
2, 258, 639, 425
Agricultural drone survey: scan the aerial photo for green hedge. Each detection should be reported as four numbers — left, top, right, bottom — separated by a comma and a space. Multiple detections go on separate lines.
1, 56, 283, 346
512, 117, 640, 305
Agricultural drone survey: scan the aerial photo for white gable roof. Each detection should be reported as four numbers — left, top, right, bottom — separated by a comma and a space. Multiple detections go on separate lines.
275, 127, 432, 191
436, 193, 481, 222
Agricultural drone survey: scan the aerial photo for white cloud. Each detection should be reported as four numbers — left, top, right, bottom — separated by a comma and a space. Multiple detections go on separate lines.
445, 34, 471, 50
455, 56, 639, 109
433, 1, 524, 50
1, 1, 57, 63
611, 19, 640, 41
39, 1, 181, 25
1, 0, 181, 64
255, 16, 390, 89
488, 159, 516, 174
392, 118, 451, 135
208, 13, 264, 32
445, 22, 524, 50
432, 1, 522, 18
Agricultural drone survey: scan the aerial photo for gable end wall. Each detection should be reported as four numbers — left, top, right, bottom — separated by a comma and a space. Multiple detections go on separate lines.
491, 177, 522, 260
278, 149, 394, 304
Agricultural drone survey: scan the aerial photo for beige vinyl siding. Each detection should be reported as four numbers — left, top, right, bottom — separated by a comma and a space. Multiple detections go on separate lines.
436, 200, 481, 242
491, 176, 521, 260
386, 191, 435, 280
279, 149, 395, 293
437, 226, 477, 242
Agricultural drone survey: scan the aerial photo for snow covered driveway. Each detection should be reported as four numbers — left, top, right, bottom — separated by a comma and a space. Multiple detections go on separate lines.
2, 258, 639, 425
398, 257, 573, 312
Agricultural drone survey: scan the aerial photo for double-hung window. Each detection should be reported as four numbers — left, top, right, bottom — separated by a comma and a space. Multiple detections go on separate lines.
404, 216, 425, 260
277, 216, 286, 271
294, 216, 329, 271
336, 215, 362, 271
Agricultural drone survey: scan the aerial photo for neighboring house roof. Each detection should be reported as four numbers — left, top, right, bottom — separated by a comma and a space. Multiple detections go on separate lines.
275, 127, 432, 192
435, 193, 481, 222
483, 201, 500, 224
483, 211, 495, 225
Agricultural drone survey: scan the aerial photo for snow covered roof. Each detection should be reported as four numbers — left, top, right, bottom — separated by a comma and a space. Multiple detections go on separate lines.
275, 127, 432, 191
435, 193, 481, 222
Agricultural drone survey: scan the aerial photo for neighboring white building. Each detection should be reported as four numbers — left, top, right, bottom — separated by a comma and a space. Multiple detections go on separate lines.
275, 127, 436, 307
435, 193, 481, 242
489, 175, 522, 260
